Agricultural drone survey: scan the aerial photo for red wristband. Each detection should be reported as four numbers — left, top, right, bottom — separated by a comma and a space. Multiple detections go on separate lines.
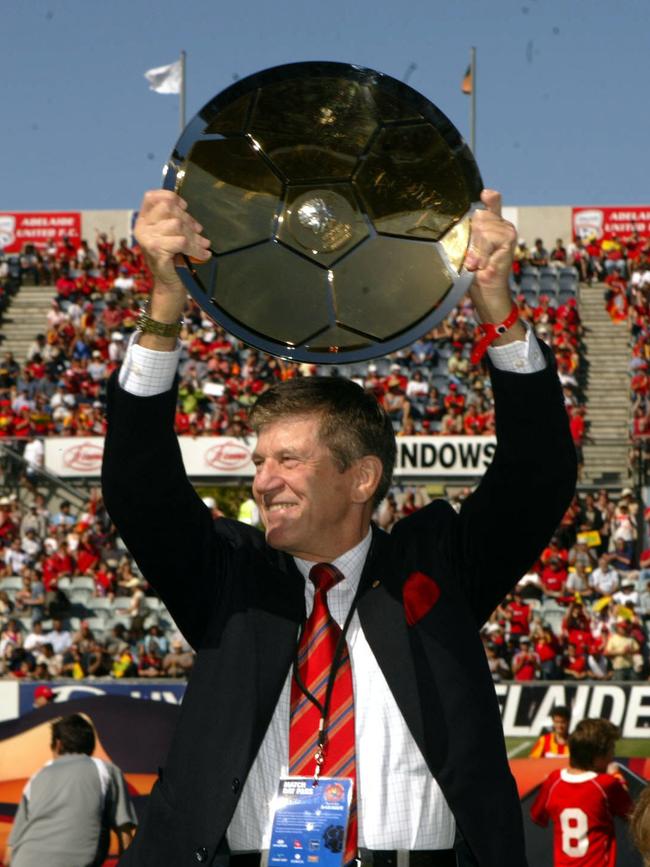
470, 303, 520, 364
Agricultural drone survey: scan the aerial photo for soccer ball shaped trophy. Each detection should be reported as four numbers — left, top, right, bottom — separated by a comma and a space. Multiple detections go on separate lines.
163, 61, 482, 363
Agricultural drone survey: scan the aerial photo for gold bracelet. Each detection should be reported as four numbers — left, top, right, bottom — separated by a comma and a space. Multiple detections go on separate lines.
136, 310, 183, 338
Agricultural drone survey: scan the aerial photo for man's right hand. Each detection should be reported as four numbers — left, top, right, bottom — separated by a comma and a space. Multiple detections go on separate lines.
134, 189, 212, 327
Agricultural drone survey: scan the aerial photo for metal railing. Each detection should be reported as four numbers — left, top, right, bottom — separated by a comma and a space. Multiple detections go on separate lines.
0, 440, 87, 508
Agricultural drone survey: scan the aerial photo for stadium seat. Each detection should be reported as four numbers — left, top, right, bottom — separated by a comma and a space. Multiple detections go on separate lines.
520, 273, 540, 294
541, 604, 565, 634
539, 270, 559, 297
57, 577, 72, 591
430, 374, 450, 392
112, 596, 133, 611
68, 588, 94, 606
0, 576, 23, 592
143, 614, 162, 630
89, 597, 114, 611
71, 576, 96, 592
521, 288, 538, 306
84, 616, 107, 634
559, 267, 579, 289
104, 615, 132, 631
86, 608, 110, 626
558, 289, 577, 305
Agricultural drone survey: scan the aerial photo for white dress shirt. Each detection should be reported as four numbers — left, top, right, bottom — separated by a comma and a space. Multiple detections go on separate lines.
117, 324, 546, 850
229, 530, 456, 851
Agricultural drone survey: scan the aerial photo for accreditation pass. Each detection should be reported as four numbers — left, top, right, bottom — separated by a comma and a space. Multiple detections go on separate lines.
268, 777, 353, 867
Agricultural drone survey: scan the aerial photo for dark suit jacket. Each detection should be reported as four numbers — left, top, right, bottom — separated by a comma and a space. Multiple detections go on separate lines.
102, 349, 576, 867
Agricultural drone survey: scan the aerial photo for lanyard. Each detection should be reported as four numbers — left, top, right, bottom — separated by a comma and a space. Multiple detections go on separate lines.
291, 578, 364, 784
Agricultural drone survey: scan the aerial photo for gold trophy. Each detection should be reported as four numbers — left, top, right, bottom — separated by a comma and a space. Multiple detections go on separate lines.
164, 61, 482, 362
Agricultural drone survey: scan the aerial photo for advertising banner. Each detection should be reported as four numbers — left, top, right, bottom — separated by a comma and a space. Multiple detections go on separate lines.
44, 435, 497, 480
5, 681, 650, 737
572, 205, 650, 241
0, 212, 82, 253
495, 681, 650, 739
16, 680, 186, 719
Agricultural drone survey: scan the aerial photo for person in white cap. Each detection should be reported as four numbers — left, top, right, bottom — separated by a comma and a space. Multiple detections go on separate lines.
108, 332, 125, 363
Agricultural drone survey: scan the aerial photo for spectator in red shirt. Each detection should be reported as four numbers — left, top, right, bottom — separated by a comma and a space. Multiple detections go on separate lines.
0, 506, 17, 542
550, 238, 567, 268
76, 530, 99, 575
542, 557, 568, 601
541, 537, 569, 567
512, 636, 540, 681
585, 236, 605, 281
563, 600, 593, 652
563, 643, 589, 679
442, 382, 465, 412
533, 624, 561, 680
101, 299, 123, 333
463, 406, 485, 435
503, 590, 531, 637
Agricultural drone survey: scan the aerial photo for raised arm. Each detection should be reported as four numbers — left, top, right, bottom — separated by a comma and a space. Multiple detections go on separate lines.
101, 191, 221, 646
131, 188, 212, 349
397, 189, 576, 623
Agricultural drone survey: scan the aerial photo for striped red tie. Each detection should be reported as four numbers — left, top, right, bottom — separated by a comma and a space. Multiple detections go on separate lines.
289, 563, 358, 865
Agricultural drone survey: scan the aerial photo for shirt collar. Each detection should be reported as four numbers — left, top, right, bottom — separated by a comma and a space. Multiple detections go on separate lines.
293, 528, 373, 591
560, 769, 597, 783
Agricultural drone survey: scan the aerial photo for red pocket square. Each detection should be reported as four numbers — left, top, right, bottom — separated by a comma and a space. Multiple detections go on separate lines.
403, 571, 441, 626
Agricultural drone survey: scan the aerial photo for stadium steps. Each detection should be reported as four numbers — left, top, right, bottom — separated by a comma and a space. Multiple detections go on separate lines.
578, 283, 631, 487
0, 283, 57, 360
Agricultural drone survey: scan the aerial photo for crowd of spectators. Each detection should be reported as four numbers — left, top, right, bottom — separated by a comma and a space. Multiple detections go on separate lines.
2, 481, 649, 684
513, 231, 650, 285
482, 486, 650, 682
0, 228, 647, 684
0, 489, 195, 682
626, 251, 650, 484
0, 230, 590, 448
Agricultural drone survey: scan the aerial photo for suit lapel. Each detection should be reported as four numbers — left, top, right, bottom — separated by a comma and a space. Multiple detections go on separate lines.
356, 528, 427, 761
248, 550, 305, 730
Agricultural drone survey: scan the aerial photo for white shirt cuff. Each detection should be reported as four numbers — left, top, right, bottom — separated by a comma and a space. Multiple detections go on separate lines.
118, 332, 181, 397
486, 320, 546, 373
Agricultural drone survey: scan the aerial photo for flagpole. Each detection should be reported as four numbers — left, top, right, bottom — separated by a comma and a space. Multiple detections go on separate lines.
180, 50, 187, 133
469, 46, 476, 156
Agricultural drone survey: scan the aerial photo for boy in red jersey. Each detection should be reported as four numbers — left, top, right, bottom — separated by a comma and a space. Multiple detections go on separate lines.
530, 718, 633, 866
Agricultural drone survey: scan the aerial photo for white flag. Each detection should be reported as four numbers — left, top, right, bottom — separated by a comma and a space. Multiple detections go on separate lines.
144, 60, 182, 94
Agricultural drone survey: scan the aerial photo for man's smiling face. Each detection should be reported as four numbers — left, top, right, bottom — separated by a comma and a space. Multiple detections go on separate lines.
252, 414, 364, 562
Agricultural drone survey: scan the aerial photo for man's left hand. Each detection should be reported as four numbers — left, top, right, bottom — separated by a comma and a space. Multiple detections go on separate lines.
465, 189, 525, 344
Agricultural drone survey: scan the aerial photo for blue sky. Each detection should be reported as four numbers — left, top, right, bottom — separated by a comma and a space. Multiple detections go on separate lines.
2, 0, 648, 211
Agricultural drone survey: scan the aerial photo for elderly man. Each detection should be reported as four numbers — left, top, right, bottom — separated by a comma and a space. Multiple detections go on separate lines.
101, 189, 575, 866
